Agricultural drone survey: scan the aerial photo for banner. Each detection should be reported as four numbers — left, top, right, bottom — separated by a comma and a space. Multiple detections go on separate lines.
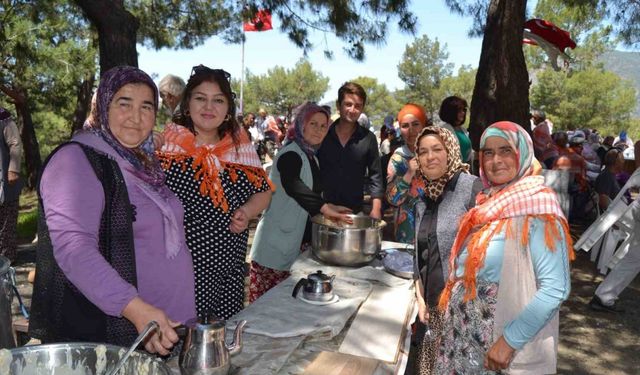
243, 10, 273, 32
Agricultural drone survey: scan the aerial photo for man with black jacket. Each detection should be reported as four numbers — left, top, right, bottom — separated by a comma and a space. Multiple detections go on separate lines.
317, 82, 384, 219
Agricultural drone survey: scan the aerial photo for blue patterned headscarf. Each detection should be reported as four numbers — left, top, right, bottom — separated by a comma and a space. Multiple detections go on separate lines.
479, 121, 535, 188
91, 66, 165, 187
285, 102, 331, 156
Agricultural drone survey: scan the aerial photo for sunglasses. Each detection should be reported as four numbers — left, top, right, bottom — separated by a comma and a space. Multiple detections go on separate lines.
190, 65, 231, 81
190, 65, 237, 100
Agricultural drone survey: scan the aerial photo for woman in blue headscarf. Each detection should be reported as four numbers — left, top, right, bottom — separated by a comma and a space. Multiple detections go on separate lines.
248, 102, 352, 302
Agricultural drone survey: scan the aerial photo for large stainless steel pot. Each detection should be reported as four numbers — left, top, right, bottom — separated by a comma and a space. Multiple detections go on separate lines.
311, 214, 386, 267
3, 342, 172, 375
0, 256, 16, 349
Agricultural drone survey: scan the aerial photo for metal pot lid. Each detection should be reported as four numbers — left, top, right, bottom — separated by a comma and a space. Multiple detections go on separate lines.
185, 314, 225, 329
308, 270, 332, 283
382, 249, 414, 279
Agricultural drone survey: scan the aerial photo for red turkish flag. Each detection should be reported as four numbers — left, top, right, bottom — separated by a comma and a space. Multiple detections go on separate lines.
243, 10, 273, 32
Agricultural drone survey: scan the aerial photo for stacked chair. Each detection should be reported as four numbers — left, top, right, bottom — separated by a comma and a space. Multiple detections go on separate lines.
575, 169, 640, 274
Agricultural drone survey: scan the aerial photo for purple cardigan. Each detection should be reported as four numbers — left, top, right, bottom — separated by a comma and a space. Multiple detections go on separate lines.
40, 133, 196, 322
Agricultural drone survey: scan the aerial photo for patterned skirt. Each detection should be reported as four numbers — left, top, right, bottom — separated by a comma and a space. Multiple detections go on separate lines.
248, 243, 310, 303
248, 261, 291, 303
436, 280, 500, 375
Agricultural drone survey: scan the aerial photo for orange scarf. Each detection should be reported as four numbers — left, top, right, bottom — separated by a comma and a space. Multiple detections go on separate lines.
157, 123, 273, 212
437, 174, 575, 311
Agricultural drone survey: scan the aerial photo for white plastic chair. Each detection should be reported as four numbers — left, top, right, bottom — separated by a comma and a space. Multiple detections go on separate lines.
575, 168, 640, 256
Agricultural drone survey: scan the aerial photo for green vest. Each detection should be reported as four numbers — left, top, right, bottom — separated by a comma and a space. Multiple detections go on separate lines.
250, 142, 313, 270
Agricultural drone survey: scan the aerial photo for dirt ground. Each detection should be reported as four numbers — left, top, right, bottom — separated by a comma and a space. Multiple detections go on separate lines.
557, 249, 640, 375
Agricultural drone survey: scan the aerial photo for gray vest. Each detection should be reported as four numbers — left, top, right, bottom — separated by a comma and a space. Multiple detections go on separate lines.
250, 142, 313, 270
413, 173, 478, 286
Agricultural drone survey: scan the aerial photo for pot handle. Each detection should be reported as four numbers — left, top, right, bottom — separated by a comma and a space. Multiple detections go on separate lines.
174, 324, 188, 339
318, 227, 343, 236
292, 279, 307, 298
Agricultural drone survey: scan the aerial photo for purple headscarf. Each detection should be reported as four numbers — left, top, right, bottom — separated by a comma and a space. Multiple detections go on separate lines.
285, 102, 331, 156
0, 107, 11, 121
90, 66, 165, 188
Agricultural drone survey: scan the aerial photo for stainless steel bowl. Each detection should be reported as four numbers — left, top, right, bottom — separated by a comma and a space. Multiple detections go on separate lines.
4, 342, 172, 375
311, 214, 386, 267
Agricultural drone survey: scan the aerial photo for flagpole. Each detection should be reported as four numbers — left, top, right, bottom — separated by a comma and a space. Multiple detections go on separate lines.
240, 1, 246, 115
240, 32, 245, 115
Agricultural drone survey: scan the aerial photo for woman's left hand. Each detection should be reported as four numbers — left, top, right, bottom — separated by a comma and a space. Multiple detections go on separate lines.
230, 206, 250, 233
484, 335, 515, 371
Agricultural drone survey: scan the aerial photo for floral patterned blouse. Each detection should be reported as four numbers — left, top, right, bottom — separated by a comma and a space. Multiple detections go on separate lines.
385, 145, 423, 244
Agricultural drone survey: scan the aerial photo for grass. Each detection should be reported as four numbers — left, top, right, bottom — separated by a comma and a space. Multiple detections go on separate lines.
17, 190, 38, 241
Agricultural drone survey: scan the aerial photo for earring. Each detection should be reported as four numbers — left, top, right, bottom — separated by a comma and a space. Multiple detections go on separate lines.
225, 114, 231, 121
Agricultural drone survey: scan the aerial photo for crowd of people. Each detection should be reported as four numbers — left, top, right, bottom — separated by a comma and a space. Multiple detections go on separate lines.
0, 63, 634, 374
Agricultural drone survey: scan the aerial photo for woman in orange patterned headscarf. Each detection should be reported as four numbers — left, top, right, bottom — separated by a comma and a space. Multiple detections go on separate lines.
436, 121, 573, 374
157, 65, 273, 319
385, 103, 428, 244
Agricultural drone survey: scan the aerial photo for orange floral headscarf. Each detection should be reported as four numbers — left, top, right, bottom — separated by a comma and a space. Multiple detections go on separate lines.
397, 103, 427, 125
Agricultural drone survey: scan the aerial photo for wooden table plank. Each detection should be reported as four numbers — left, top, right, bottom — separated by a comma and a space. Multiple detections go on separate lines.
303, 351, 379, 375
338, 285, 414, 363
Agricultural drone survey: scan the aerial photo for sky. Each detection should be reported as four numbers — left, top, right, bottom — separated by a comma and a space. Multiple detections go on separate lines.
138, 2, 535, 106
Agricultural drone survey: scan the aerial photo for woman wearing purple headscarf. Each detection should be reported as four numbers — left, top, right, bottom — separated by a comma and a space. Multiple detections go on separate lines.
29, 66, 196, 354
248, 102, 353, 302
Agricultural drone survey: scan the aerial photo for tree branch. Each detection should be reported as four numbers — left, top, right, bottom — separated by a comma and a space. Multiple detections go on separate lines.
0, 84, 25, 105
281, 3, 332, 33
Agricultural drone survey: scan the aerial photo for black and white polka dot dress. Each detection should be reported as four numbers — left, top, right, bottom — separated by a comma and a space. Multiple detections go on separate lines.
163, 158, 270, 319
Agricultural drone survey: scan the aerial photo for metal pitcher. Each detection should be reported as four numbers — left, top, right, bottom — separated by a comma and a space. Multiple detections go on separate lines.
292, 270, 335, 302
179, 315, 246, 375
0, 256, 17, 349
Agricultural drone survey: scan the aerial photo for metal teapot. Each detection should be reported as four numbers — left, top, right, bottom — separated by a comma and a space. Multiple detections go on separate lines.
292, 270, 335, 302
179, 315, 246, 375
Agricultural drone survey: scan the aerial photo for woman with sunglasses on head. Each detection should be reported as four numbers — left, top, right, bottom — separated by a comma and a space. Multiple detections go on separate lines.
30, 66, 195, 354
158, 65, 272, 319
248, 102, 353, 303
436, 121, 573, 374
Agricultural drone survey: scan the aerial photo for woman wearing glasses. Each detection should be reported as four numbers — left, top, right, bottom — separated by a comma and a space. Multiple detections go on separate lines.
158, 65, 272, 319
248, 102, 353, 302
436, 122, 572, 374
439, 96, 472, 164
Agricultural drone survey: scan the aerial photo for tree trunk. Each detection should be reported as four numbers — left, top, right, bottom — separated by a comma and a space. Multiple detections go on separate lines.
74, 0, 139, 74
71, 74, 96, 136
468, 0, 531, 152
16, 102, 42, 189
0, 85, 42, 189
